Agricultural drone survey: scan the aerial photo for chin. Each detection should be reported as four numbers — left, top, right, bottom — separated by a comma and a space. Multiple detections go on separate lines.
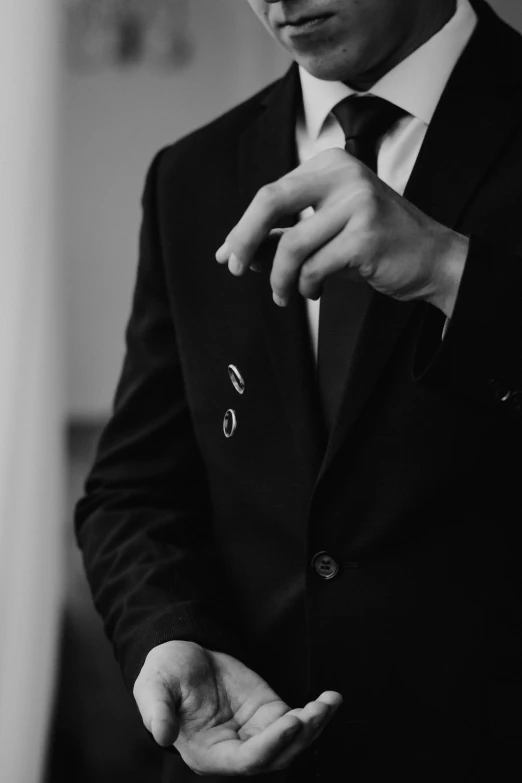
296, 54, 361, 83
293, 41, 368, 83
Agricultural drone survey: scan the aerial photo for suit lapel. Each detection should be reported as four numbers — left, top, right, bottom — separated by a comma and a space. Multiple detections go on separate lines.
317, 1, 522, 483
238, 65, 327, 473
403, 0, 522, 229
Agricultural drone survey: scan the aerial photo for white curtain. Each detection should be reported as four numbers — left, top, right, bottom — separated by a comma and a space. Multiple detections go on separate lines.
0, 1, 64, 782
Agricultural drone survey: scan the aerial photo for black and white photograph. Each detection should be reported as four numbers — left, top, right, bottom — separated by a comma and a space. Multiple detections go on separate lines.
2, 2, 522, 782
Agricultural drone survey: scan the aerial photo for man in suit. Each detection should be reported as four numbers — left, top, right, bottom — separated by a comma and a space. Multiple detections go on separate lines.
75, 0, 522, 780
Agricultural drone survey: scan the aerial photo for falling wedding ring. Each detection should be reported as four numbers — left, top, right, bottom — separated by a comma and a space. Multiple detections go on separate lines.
223, 409, 238, 438
228, 364, 246, 395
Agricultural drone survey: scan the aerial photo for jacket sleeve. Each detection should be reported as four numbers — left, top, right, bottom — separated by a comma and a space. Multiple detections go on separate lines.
412, 234, 522, 420
74, 149, 248, 697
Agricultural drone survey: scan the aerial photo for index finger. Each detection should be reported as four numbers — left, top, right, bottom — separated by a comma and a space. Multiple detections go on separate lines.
194, 711, 303, 776
227, 711, 304, 775
265, 692, 344, 772
212, 692, 342, 776
216, 171, 323, 274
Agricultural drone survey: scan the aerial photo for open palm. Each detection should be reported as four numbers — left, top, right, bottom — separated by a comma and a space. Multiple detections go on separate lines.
134, 640, 343, 776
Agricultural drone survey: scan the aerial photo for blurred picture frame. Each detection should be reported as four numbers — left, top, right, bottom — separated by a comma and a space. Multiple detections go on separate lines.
65, 0, 195, 70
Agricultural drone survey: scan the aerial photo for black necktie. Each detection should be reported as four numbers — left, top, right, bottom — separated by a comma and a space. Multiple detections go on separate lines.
317, 95, 407, 433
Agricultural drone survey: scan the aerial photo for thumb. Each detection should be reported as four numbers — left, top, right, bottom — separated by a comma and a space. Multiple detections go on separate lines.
133, 672, 181, 747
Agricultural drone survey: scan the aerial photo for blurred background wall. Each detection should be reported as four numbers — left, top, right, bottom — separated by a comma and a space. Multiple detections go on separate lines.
45, 1, 522, 782
0, 1, 63, 782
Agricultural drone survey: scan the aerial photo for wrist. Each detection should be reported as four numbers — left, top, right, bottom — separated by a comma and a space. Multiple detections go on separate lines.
429, 230, 469, 318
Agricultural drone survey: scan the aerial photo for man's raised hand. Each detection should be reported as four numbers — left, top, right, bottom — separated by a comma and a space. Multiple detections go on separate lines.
133, 640, 343, 776
216, 148, 469, 319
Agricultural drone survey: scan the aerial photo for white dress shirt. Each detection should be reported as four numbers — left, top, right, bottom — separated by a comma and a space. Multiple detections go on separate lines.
296, 0, 478, 361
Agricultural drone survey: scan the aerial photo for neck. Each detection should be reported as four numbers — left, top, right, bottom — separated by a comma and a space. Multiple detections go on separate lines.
345, 0, 457, 92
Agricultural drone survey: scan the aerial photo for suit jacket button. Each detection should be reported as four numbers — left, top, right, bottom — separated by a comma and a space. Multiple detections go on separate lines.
223, 409, 237, 438
311, 551, 339, 580
228, 364, 245, 395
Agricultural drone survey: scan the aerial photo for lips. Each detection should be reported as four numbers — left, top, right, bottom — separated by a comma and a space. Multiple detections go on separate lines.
279, 12, 333, 27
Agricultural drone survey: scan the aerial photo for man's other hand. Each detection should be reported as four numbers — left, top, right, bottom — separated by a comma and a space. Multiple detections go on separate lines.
133, 640, 343, 776
216, 148, 469, 318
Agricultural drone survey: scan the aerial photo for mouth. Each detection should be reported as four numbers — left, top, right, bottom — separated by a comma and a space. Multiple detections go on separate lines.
278, 12, 334, 33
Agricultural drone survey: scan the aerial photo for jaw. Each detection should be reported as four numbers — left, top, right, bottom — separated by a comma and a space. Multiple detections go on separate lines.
283, 31, 395, 88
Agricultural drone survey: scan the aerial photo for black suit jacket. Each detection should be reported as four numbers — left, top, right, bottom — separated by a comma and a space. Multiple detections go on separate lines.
76, 1, 522, 780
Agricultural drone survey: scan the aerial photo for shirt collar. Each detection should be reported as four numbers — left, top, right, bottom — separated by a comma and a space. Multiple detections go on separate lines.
299, 0, 478, 140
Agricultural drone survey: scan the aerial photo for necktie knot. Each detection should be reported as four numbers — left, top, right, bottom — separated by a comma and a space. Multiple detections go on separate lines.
331, 95, 407, 171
